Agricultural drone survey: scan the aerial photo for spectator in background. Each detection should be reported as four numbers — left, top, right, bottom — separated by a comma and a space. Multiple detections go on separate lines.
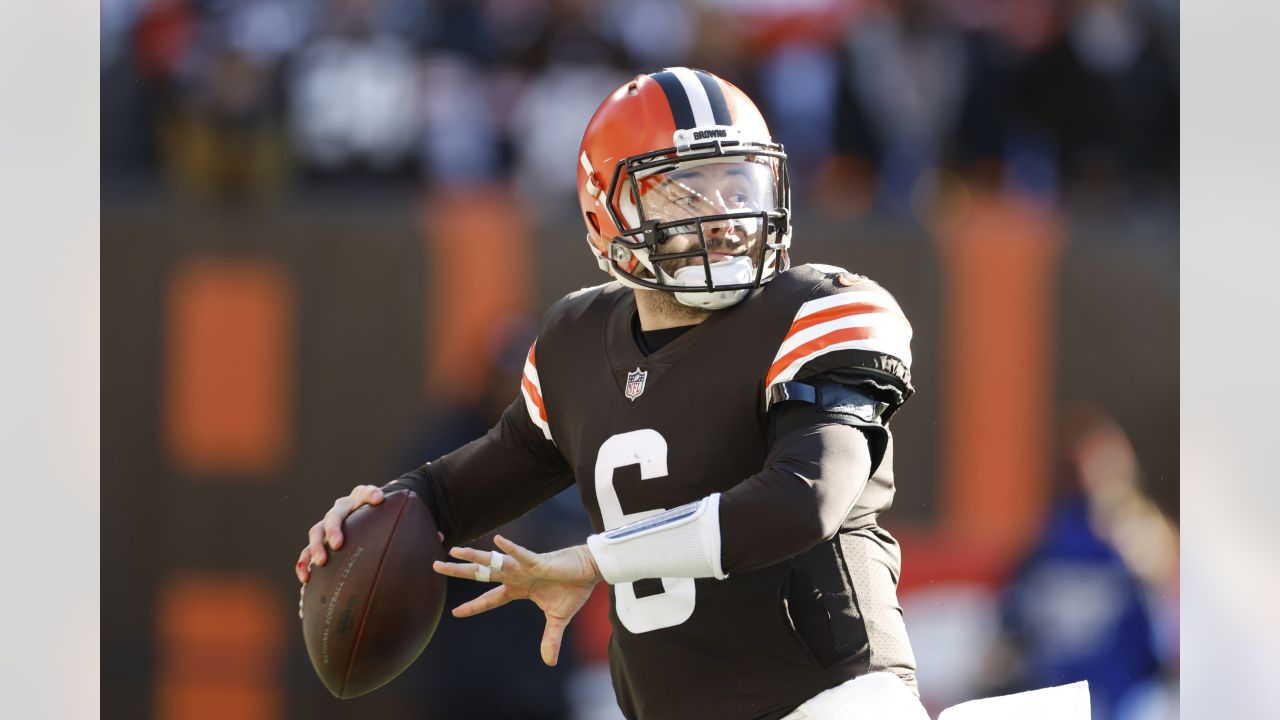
288, 0, 421, 175
603, 0, 694, 70
983, 405, 1178, 720
1013, 0, 1178, 202
103, 0, 157, 174
749, 0, 848, 187
416, 0, 506, 188
142, 0, 304, 201
831, 0, 968, 213
823, 0, 1177, 213
949, 0, 1178, 202
506, 0, 633, 208
419, 54, 505, 188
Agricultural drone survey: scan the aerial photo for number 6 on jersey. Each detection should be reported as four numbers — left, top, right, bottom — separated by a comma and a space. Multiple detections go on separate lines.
594, 429, 696, 633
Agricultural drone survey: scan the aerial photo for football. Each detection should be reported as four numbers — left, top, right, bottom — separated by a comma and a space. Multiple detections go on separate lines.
300, 490, 446, 698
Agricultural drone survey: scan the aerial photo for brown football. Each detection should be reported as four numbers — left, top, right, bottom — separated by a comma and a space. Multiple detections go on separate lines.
300, 490, 446, 698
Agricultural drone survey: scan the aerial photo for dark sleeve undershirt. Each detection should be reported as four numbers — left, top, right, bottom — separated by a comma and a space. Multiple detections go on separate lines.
382, 397, 574, 547
717, 394, 877, 575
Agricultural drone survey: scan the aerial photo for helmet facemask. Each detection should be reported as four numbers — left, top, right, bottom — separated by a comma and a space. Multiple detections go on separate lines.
602, 137, 791, 310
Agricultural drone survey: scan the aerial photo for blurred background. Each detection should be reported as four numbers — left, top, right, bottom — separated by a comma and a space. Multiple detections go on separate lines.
100, 0, 1178, 718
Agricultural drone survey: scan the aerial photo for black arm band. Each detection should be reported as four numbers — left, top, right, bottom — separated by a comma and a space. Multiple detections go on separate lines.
768, 380, 890, 474
768, 381, 889, 425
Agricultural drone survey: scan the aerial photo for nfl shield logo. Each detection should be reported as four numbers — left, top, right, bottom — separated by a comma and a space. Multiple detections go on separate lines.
624, 367, 648, 401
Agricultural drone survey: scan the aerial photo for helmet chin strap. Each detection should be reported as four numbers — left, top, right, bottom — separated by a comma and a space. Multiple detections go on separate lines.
661, 256, 754, 310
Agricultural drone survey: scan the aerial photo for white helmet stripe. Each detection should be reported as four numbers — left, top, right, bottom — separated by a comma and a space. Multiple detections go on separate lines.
667, 67, 717, 129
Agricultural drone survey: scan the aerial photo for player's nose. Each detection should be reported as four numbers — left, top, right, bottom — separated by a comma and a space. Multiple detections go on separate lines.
704, 219, 745, 249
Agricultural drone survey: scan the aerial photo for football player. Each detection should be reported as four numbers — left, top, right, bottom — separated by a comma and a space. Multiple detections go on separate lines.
297, 67, 927, 720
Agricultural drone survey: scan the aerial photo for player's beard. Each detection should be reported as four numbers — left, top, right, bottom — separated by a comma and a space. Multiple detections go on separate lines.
634, 286, 714, 325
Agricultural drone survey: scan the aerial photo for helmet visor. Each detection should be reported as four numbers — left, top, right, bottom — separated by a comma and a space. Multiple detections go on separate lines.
634, 157, 782, 280
639, 157, 779, 226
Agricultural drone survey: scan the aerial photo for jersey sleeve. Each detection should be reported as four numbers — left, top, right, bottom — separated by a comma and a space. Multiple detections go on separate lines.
764, 272, 914, 413
387, 339, 572, 546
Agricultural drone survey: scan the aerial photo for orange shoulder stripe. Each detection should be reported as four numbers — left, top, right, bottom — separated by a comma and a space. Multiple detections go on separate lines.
765, 326, 878, 387
521, 372, 548, 422
783, 302, 903, 342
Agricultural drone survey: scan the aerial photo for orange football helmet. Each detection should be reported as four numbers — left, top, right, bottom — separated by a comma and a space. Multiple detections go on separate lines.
577, 68, 791, 309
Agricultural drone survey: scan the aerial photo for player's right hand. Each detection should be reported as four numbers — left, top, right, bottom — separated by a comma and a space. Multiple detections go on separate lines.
295, 484, 385, 584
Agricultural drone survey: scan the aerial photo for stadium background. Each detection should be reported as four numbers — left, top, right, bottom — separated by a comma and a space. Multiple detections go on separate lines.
101, 0, 1178, 718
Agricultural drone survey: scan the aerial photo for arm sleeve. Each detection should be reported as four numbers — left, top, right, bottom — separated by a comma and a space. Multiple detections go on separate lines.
383, 395, 574, 547
717, 396, 876, 575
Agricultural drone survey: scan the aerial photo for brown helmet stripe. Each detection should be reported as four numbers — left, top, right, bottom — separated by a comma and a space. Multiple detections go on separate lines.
650, 70, 697, 129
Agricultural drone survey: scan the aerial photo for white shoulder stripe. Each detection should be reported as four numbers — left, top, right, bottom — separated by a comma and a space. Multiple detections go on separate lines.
793, 289, 904, 319
774, 312, 913, 361
768, 336, 914, 390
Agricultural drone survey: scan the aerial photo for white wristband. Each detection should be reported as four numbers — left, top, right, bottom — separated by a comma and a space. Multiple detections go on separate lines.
586, 494, 727, 584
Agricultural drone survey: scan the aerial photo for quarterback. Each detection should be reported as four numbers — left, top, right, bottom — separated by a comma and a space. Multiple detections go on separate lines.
298, 68, 928, 720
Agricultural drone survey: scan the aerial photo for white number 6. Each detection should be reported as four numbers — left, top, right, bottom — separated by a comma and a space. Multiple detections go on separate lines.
594, 429, 696, 633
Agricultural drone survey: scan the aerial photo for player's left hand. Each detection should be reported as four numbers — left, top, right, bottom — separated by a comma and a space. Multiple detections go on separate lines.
434, 534, 601, 667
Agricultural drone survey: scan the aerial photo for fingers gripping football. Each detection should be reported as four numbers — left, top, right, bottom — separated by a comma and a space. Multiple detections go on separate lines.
295, 484, 384, 583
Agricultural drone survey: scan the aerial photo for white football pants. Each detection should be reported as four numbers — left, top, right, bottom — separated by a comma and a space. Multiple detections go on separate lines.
781, 672, 930, 720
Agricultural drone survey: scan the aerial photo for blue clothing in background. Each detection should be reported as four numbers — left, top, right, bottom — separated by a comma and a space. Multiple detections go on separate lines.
1002, 495, 1161, 720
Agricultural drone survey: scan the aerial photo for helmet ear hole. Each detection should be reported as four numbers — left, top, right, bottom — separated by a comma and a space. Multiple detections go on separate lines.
585, 211, 601, 235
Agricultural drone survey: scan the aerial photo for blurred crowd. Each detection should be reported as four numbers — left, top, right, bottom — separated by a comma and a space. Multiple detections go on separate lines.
101, 0, 1178, 214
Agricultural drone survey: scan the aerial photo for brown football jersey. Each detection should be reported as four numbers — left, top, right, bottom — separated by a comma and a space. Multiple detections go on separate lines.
420, 264, 918, 720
